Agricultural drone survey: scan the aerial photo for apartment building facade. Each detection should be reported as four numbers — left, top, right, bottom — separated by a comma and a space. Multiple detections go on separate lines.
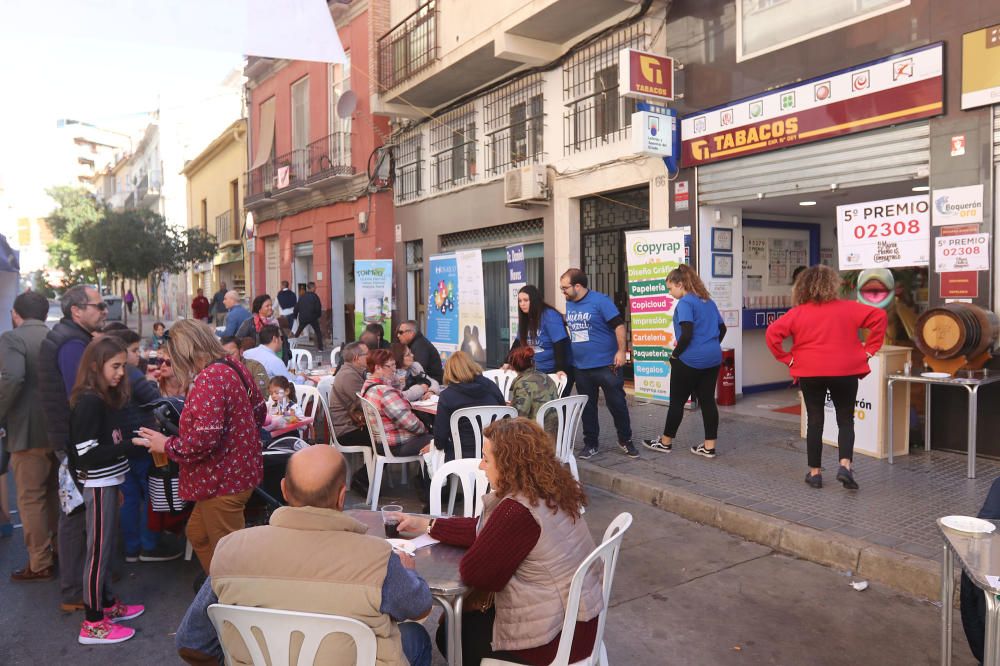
245, 0, 395, 349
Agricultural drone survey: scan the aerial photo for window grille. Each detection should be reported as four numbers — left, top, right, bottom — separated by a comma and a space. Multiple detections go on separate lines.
483, 74, 545, 176
439, 219, 544, 251
394, 129, 423, 204
563, 24, 647, 154
430, 105, 477, 192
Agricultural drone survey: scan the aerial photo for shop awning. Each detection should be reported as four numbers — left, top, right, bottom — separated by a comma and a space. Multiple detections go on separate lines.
214, 244, 245, 266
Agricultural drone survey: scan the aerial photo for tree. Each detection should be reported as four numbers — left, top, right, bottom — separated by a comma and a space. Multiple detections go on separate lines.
45, 186, 104, 286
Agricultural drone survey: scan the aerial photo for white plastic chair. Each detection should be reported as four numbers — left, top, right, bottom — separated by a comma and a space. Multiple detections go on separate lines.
207, 603, 377, 666
447, 405, 516, 514
318, 391, 373, 501
358, 394, 426, 510
330, 345, 342, 366
482, 369, 518, 401
429, 458, 488, 518
547, 372, 568, 396
288, 348, 313, 371
481, 512, 634, 666
536, 395, 588, 483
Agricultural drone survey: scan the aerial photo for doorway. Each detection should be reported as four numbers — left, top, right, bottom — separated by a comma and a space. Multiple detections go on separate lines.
293, 242, 314, 293
329, 236, 355, 347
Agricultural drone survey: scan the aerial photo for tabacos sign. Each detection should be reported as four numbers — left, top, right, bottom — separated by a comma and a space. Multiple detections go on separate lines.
619, 49, 674, 101
681, 43, 943, 167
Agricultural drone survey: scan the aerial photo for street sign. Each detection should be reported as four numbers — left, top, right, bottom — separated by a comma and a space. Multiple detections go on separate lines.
619, 49, 674, 101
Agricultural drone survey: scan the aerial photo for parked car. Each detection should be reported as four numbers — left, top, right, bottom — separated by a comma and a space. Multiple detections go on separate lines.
46, 299, 62, 329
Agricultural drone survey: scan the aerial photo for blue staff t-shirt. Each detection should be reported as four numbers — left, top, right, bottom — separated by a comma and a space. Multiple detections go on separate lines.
566, 290, 621, 370
673, 293, 724, 369
523, 307, 569, 373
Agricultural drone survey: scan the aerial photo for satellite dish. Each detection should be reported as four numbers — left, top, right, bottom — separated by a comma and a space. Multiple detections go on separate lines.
336, 90, 357, 119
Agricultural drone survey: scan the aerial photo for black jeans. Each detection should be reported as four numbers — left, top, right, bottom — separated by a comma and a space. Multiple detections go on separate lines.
294, 319, 323, 351
663, 358, 721, 440
799, 376, 859, 469
436, 606, 527, 665
574, 366, 632, 449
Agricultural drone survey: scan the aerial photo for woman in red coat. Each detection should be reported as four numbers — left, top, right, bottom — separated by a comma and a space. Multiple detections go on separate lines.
766, 266, 887, 490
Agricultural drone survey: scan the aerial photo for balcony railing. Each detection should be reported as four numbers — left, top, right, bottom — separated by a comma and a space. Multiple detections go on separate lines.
215, 209, 235, 244
245, 132, 354, 204
377, 0, 438, 91
136, 171, 162, 203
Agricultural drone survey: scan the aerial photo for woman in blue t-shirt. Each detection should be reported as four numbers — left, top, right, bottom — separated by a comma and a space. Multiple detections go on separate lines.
506, 285, 571, 394
643, 264, 727, 459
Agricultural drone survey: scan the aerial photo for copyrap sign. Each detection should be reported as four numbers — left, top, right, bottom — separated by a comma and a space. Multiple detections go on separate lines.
837, 195, 930, 269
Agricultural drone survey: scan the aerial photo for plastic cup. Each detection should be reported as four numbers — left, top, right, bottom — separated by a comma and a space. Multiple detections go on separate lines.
151, 451, 169, 468
381, 504, 403, 538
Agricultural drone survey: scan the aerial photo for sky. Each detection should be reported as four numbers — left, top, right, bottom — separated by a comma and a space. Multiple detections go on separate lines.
0, 31, 244, 214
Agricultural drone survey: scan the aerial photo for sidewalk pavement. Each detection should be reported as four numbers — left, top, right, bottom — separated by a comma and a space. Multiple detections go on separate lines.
580, 386, 998, 601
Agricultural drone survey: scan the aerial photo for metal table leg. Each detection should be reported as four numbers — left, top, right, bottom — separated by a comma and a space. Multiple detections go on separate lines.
967, 386, 979, 480
942, 543, 953, 666
888, 379, 895, 464
433, 594, 464, 666
986, 590, 1000, 666
926, 382, 933, 453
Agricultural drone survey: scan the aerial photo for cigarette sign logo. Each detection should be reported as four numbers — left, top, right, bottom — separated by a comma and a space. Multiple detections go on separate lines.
893, 58, 913, 80
852, 70, 870, 91
720, 109, 734, 126
639, 55, 664, 84
814, 82, 831, 101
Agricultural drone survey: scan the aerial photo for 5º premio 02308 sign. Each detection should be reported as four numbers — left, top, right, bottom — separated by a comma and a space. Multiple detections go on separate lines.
837, 195, 930, 269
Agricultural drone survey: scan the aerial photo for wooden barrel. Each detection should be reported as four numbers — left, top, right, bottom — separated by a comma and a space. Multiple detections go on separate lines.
914, 304, 1000, 360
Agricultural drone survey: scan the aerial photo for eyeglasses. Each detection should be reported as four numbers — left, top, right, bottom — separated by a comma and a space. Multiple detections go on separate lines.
83, 302, 109, 311
559, 284, 573, 292
396, 329, 413, 335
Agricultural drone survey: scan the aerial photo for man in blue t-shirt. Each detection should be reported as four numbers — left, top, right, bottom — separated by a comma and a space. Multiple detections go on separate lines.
560, 268, 638, 460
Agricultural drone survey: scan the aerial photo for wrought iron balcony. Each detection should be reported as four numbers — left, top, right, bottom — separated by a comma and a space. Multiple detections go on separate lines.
377, 0, 438, 92
215, 209, 236, 244
244, 132, 354, 205
136, 171, 162, 204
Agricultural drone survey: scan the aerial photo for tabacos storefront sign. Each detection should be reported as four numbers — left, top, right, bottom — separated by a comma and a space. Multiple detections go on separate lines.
681, 43, 944, 167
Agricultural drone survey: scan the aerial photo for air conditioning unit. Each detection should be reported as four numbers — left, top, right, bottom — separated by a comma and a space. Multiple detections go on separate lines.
503, 164, 549, 207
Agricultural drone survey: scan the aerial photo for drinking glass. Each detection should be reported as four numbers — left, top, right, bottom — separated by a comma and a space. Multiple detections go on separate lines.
381, 504, 403, 538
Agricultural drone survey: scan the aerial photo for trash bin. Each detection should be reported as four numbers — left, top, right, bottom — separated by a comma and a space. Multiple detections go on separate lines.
103, 295, 123, 322
717, 347, 736, 406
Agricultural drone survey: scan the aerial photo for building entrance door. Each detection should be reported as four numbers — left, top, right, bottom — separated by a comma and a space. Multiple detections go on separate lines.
580, 187, 649, 373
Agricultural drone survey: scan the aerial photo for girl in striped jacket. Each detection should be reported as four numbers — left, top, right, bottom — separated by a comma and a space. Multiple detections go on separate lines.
69, 336, 145, 645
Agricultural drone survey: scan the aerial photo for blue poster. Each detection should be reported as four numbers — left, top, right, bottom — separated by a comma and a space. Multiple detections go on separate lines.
427, 254, 460, 355
506, 244, 526, 344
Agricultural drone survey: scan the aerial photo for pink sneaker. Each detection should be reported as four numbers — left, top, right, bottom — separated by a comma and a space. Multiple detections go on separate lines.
79, 618, 135, 644
103, 599, 145, 623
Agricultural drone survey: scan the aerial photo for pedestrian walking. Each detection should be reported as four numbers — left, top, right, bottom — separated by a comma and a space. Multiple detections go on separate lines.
765, 265, 887, 490
2, 292, 60, 582
124, 289, 134, 315
210, 282, 228, 327
191, 288, 210, 323
560, 268, 638, 459
69, 336, 145, 644
642, 265, 726, 458
275, 280, 297, 329
39, 285, 107, 613
293, 282, 324, 352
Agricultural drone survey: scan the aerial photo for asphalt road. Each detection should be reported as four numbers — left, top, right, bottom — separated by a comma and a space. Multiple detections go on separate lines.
0, 478, 977, 665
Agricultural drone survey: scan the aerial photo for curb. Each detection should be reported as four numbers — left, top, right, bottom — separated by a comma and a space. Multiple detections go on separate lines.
580, 463, 944, 601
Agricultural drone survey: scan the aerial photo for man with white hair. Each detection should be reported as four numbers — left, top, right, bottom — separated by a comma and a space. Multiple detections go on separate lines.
218, 291, 251, 339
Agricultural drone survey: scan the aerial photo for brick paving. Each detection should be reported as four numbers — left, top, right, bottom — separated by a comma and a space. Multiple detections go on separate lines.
584, 393, 1000, 562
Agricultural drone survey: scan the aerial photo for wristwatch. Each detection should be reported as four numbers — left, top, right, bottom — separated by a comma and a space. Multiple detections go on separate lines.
427, 518, 436, 535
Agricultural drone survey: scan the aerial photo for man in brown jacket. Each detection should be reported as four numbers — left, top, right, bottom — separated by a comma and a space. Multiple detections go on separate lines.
175, 445, 432, 666
2, 292, 60, 581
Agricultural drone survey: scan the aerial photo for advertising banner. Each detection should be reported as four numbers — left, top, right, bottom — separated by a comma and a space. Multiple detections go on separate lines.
456, 249, 487, 365
506, 245, 527, 346
932, 184, 984, 226
427, 251, 488, 364
618, 49, 674, 101
427, 254, 459, 357
935, 233, 990, 272
354, 259, 392, 338
625, 229, 687, 403
821, 355, 880, 457
681, 43, 943, 167
837, 195, 930, 269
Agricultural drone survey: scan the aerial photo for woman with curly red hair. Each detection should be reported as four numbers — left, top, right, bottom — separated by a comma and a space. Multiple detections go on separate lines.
397, 417, 603, 665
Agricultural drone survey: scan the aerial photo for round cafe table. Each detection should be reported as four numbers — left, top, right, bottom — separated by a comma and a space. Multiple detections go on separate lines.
345, 508, 466, 666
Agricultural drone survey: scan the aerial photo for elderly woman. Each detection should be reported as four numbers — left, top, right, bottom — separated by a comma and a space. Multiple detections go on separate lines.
359, 348, 432, 456
766, 265, 887, 490
433, 351, 505, 461
398, 418, 603, 665
391, 341, 440, 403
133, 319, 267, 573
508, 346, 559, 435
235, 293, 278, 343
